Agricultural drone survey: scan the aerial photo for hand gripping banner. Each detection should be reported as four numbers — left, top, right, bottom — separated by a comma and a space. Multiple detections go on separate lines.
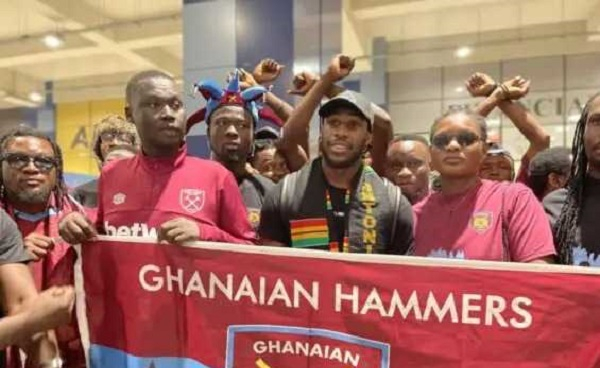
75, 237, 600, 367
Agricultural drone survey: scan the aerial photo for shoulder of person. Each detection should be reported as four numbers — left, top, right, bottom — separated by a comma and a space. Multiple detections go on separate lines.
251, 173, 275, 189
72, 179, 98, 194
543, 188, 568, 206
484, 179, 533, 198
101, 156, 136, 176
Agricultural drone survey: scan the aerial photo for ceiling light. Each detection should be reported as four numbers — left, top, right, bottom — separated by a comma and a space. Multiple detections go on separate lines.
455, 87, 464, 93
4, 96, 39, 108
42, 34, 64, 49
454, 46, 473, 59
28, 91, 42, 103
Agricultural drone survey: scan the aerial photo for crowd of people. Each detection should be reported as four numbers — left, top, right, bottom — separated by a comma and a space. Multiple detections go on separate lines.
0, 54, 595, 366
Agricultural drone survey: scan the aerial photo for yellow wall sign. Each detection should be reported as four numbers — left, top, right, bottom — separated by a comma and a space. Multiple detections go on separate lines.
56, 99, 125, 176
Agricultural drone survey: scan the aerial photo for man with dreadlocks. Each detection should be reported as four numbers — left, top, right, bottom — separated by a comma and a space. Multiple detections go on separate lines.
71, 114, 138, 208
59, 70, 254, 246
547, 94, 600, 266
0, 126, 85, 367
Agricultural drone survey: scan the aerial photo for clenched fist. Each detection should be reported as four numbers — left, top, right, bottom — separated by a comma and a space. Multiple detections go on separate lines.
324, 54, 355, 83
465, 72, 497, 98
288, 71, 319, 96
499, 76, 531, 101
253, 58, 285, 84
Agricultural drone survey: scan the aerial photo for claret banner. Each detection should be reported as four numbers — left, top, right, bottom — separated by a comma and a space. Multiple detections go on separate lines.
75, 237, 600, 368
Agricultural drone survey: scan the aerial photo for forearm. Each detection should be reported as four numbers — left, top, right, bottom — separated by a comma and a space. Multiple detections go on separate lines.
498, 100, 550, 155
265, 92, 294, 122
371, 103, 394, 176
474, 90, 501, 117
282, 76, 335, 154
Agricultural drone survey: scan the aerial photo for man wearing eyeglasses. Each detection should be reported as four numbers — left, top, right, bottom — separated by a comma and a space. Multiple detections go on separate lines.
0, 126, 85, 367
71, 115, 138, 208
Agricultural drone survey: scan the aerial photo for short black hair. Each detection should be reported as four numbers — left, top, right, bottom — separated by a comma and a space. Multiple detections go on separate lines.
125, 70, 174, 105
430, 107, 488, 143
392, 134, 429, 146
528, 147, 572, 200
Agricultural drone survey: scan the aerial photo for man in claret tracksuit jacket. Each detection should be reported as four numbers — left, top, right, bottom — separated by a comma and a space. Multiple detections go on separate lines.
59, 70, 255, 245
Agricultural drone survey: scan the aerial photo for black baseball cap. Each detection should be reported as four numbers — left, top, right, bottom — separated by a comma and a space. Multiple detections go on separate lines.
319, 90, 374, 130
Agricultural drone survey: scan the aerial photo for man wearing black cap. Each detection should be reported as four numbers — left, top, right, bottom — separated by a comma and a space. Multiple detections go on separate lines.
258, 55, 413, 254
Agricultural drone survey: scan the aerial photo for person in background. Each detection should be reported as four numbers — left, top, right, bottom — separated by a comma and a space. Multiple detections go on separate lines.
0, 126, 84, 366
59, 70, 255, 246
528, 147, 571, 201
71, 115, 138, 208
466, 73, 550, 184
259, 55, 413, 255
411, 108, 555, 263
195, 72, 275, 229
385, 135, 431, 204
548, 93, 600, 266
102, 144, 138, 166
252, 140, 276, 181
481, 143, 515, 182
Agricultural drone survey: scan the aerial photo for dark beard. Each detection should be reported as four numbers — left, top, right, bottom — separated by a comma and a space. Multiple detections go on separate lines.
5, 187, 51, 207
320, 140, 364, 169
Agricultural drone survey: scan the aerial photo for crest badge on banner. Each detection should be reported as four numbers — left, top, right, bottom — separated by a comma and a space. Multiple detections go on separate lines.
225, 325, 390, 367
179, 189, 205, 213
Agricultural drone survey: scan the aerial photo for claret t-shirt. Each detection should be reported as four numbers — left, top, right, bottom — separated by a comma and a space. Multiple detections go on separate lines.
412, 179, 555, 262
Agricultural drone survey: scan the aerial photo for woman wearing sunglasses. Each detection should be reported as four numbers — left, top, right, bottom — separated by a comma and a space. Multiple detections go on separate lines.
410, 108, 555, 263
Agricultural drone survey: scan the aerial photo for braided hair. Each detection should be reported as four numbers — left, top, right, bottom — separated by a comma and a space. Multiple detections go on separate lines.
554, 93, 600, 264
0, 126, 69, 211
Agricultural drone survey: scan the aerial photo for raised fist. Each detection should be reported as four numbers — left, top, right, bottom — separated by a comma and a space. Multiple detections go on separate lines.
499, 76, 531, 100
465, 72, 497, 98
253, 58, 285, 84
325, 54, 355, 82
288, 71, 319, 96
236, 68, 259, 91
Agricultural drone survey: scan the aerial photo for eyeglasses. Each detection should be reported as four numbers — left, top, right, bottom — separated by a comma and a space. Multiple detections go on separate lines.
1, 153, 57, 172
431, 132, 481, 150
100, 131, 135, 143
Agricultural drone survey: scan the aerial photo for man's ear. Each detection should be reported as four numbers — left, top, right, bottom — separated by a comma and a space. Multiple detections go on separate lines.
124, 105, 132, 123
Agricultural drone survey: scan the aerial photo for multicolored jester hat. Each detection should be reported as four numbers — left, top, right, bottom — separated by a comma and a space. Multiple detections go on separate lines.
186, 70, 282, 132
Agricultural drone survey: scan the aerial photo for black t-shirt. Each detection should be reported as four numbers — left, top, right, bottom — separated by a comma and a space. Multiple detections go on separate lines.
0, 208, 30, 264
238, 173, 275, 229
258, 160, 414, 254
545, 176, 600, 266
327, 185, 349, 246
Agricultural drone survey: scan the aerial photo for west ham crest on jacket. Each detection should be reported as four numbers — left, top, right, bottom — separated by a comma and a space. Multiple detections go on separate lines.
180, 189, 205, 213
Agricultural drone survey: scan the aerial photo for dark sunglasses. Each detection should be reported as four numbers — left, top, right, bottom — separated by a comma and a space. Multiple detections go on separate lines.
431, 132, 482, 150
1, 153, 57, 172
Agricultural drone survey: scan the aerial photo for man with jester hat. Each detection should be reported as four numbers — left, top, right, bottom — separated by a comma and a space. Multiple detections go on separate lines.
187, 70, 279, 229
